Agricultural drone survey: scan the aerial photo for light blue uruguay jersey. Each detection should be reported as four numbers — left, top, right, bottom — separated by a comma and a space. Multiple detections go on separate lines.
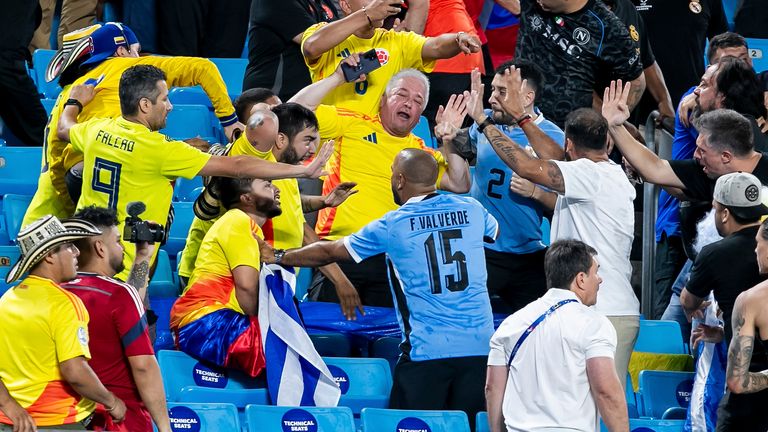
469, 109, 564, 254
343, 193, 499, 361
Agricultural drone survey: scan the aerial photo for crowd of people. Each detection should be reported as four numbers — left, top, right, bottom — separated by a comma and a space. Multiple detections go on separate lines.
1, 0, 768, 431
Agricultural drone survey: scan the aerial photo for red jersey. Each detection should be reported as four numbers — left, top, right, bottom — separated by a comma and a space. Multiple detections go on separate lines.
64, 273, 154, 431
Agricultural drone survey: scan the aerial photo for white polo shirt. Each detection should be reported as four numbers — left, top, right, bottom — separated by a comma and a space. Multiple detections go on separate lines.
551, 158, 639, 316
488, 289, 617, 432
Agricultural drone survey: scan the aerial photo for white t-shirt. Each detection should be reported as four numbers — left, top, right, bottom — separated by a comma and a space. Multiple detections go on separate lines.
488, 289, 617, 432
551, 158, 639, 316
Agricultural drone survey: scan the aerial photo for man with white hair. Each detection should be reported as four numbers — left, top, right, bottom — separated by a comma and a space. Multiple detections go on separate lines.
289, 61, 472, 307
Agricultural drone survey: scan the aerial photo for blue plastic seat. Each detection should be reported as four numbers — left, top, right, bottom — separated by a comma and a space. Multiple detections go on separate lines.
309, 333, 352, 357
245, 405, 356, 432
157, 350, 269, 406
369, 336, 400, 375
629, 418, 685, 432
3, 194, 33, 244
322, 357, 392, 415
161, 104, 217, 141
634, 320, 686, 354
150, 297, 176, 352
413, 116, 436, 148
173, 176, 204, 202
164, 202, 194, 259
0, 246, 21, 297
637, 370, 694, 419
476, 411, 489, 432
210, 58, 248, 97
166, 402, 241, 431
360, 408, 470, 432
0, 147, 42, 196
747, 38, 768, 73
32, 49, 61, 98
41, 98, 57, 116
148, 249, 177, 298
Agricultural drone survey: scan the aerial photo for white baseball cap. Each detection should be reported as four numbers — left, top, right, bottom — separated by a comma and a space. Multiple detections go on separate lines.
713, 172, 768, 219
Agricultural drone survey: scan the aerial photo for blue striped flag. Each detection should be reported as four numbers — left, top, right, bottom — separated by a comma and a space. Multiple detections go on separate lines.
258, 264, 341, 406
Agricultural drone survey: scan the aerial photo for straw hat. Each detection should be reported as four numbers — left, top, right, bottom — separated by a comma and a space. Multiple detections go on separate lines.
6, 216, 101, 283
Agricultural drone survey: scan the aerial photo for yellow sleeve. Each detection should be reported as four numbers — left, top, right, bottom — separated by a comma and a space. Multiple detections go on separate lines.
301, 23, 337, 76
218, 212, 261, 270
398, 31, 435, 73
159, 139, 212, 179
67, 121, 92, 153
138, 56, 238, 126
53, 295, 91, 362
421, 144, 447, 185
316, 105, 345, 139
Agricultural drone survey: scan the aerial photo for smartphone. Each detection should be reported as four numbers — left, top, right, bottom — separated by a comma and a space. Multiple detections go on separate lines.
383, 0, 408, 30
341, 49, 382, 82
83, 74, 105, 87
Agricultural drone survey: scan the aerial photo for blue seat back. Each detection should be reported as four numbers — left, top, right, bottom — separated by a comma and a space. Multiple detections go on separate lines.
174, 176, 204, 202
412, 116, 436, 148
158, 350, 266, 401
360, 408, 470, 432
634, 320, 685, 354
323, 357, 392, 414
629, 418, 685, 432
638, 370, 694, 419
148, 249, 177, 298
0, 147, 43, 196
309, 333, 352, 357
747, 38, 768, 73
369, 337, 400, 375
210, 58, 248, 96
0, 246, 21, 297
32, 49, 61, 98
245, 405, 356, 432
3, 195, 33, 243
476, 411, 489, 432
150, 297, 176, 352
164, 202, 195, 258
161, 104, 216, 141
166, 402, 240, 431
41, 98, 57, 116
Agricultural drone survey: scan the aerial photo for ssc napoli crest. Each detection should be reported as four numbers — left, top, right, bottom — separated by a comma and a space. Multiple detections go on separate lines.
375, 49, 390, 66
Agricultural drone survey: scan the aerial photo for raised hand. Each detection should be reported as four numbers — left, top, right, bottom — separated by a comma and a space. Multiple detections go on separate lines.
303, 140, 335, 178
68, 83, 102, 107
509, 173, 535, 199
456, 32, 482, 54
334, 52, 369, 83
436, 93, 469, 129
497, 66, 527, 119
323, 182, 359, 208
365, 0, 405, 25
601, 80, 632, 127
224, 121, 245, 143
467, 68, 486, 122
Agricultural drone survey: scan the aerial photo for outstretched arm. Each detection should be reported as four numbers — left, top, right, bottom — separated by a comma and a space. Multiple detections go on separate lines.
289, 55, 363, 111
421, 32, 482, 62
199, 140, 334, 180
726, 292, 768, 394
260, 238, 353, 268
602, 80, 685, 189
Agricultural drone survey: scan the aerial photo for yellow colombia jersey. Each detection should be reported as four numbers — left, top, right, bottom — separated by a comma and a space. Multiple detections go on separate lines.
23, 55, 236, 227
69, 116, 211, 281
171, 208, 263, 329
177, 134, 305, 278
302, 23, 435, 116
0, 276, 95, 426
315, 105, 447, 240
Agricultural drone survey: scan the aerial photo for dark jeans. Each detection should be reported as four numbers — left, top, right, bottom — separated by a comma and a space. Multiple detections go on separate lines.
157, 0, 250, 57
653, 233, 687, 319
485, 248, 547, 314
0, 53, 47, 146
308, 253, 393, 307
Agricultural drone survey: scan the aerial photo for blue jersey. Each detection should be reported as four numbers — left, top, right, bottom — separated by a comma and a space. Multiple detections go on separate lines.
344, 193, 499, 361
469, 109, 564, 254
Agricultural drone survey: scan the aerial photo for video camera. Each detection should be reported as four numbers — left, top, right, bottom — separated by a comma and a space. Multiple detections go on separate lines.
124, 201, 165, 244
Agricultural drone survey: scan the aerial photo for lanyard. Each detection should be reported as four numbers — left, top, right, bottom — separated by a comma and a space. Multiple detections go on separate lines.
507, 299, 578, 368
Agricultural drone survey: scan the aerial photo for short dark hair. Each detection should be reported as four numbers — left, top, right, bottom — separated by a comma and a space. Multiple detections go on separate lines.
694, 109, 753, 156
713, 56, 766, 119
214, 177, 255, 210
494, 60, 544, 101
707, 32, 748, 64
272, 103, 319, 143
233, 88, 277, 123
72, 205, 119, 228
119, 65, 167, 117
564, 108, 608, 151
545, 239, 598, 289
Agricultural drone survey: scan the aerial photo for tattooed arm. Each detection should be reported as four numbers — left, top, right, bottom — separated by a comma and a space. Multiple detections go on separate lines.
126, 241, 156, 308
726, 292, 768, 394
482, 125, 565, 194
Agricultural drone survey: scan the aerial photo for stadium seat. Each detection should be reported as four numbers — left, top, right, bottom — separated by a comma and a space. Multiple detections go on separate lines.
209, 58, 248, 97
629, 418, 685, 432
747, 38, 768, 73
3, 194, 32, 243
174, 176, 204, 202
0, 246, 21, 297
150, 297, 176, 352
41, 98, 56, 116
476, 411, 490, 432
322, 357, 392, 415
295, 267, 311, 301
158, 350, 269, 405
637, 370, 694, 419
0, 147, 42, 196
167, 402, 241, 431
161, 104, 217, 141
164, 202, 195, 259
634, 320, 686, 354
245, 405, 356, 432
309, 333, 352, 357
360, 408, 470, 432
413, 116, 437, 148
148, 249, 177, 298
32, 49, 61, 98
369, 336, 400, 374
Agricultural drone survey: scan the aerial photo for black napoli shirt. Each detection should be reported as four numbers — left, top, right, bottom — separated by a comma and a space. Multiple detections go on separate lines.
514, 0, 643, 126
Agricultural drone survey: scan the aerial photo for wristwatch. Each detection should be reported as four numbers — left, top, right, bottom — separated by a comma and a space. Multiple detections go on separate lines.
477, 116, 494, 133
64, 98, 83, 113
273, 249, 286, 264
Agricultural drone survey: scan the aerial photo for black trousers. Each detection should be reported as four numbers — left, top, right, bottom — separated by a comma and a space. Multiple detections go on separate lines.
156, 0, 250, 58
390, 356, 487, 432
308, 253, 393, 307
0, 53, 47, 146
652, 233, 687, 320
485, 248, 547, 314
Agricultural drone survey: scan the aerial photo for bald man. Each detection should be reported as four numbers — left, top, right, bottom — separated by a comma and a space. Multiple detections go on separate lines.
260, 148, 499, 428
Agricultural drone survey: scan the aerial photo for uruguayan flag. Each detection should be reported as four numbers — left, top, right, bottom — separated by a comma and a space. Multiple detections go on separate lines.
258, 264, 341, 406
